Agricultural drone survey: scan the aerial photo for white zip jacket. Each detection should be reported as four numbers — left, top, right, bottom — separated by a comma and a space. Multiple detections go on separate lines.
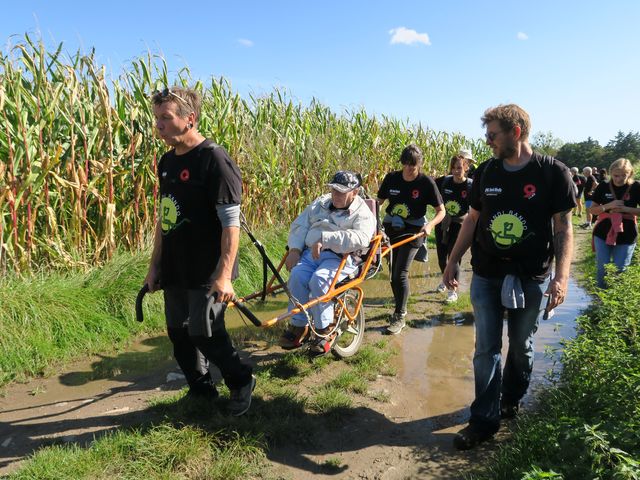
288, 193, 377, 254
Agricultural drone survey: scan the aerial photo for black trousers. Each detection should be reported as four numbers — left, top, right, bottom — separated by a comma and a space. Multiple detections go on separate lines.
164, 288, 253, 390
389, 242, 419, 314
435, 222, 462, 282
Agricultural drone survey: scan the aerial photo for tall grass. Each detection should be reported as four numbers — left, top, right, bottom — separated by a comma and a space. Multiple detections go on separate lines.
0, 34, 489, 273
0, 229, 288, 388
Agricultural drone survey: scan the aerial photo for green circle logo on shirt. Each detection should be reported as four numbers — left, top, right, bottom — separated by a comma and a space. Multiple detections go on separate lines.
160, 196, 179, 233
490, 213, 525, 248
445, 200, 461, 216
390, 203, 410, 218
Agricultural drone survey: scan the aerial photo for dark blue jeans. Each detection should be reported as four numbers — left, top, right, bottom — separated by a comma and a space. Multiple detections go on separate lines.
468, 274, 547, 433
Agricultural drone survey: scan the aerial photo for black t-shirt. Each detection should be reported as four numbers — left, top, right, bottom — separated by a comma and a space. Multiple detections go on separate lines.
584, 175, 598, 200
436, 175, 472, 218
592, 181, 640, 244
158, 139, 242, 288
572, 174, 587, 196
377, 171, 442, 220
470, 153, 576, 279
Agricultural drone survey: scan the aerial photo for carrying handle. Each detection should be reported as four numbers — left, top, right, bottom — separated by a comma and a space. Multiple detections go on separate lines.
135, 284, 150, 322
205, 293, 263, 327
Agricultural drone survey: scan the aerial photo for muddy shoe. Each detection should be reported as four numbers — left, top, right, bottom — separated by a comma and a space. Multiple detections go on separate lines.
446, 290, 458, 303
279, 325, 309, 350
386, 313, 406, 335
228, 375, 256, 416
308, 327, 336, 356
500, 399, 520, 419
453, 424, 495, 450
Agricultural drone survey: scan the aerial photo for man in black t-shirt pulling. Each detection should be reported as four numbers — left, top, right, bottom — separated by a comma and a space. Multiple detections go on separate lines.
443, 104, 576, 449
145, 87, 255, 416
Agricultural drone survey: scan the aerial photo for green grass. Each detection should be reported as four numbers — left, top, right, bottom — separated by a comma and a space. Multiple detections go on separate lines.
468, 233, 640, 479
345, 340, 396, 379
0, 229, 288, 388
0, 251, 164, 387
327, 370, 369, 394
310, 386, 354, 416
9, 424, 265, 480
9, 339, 396, 478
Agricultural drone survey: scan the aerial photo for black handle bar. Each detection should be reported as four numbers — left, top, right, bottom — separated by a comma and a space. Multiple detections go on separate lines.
136, 283, 262, 327
135, 284, 150, 322
205, 294, 263, 327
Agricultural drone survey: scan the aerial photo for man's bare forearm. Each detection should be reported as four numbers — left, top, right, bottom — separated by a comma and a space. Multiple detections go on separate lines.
552, 209, 573, 283
214, 226, 240, 281
149, 220, 163, 269
448, 209, 478, 264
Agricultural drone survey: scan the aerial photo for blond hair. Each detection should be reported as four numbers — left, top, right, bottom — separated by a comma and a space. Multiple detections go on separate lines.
609, 158, 634, 183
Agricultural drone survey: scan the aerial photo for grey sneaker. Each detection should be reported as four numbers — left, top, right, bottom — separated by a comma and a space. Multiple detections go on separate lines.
386, 313, 406, 335
446, 290, 458, 303
228, 375, 256, 416
436, 282, 447, 293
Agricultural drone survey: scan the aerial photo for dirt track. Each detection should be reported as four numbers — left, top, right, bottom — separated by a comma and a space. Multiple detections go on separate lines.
0, 230, 591, 478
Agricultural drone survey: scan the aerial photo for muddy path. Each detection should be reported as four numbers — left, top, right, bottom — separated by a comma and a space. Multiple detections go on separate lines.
0, 230, 591, 479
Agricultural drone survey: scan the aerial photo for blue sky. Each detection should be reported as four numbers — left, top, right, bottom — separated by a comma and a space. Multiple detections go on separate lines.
2, 0, 639, 145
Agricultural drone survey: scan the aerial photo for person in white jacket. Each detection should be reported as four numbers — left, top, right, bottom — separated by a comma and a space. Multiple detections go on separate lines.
279, 171, 377, 354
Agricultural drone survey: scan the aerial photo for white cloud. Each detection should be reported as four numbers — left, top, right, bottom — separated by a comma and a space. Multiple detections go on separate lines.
517, 32, 529, 41
389, 27, 431, 46
238, 38, 254, 47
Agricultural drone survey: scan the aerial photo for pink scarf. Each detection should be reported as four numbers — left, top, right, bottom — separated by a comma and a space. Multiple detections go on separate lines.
592, 212, 637, 250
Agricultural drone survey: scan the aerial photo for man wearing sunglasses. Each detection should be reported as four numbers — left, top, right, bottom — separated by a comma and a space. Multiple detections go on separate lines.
443, 104, 576, 449
145, 87, 255, 416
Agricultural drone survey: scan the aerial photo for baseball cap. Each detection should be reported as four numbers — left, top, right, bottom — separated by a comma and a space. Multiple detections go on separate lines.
327, 170, 361, 193
458, 148, 474, 161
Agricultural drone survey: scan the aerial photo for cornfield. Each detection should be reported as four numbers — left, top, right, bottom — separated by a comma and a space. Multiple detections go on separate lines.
0, 35, 489, 274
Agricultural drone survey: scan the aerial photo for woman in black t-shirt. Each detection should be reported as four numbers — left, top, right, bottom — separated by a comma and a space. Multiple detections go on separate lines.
588, 158, 640, 288
434, 155, 472, 302
377, 144, 445, 334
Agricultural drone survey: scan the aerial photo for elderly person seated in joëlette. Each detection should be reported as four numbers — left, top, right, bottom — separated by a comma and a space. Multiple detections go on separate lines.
279, 171, 377, 355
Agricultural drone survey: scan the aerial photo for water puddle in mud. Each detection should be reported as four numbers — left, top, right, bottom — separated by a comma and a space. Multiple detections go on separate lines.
393, 268, 591, 416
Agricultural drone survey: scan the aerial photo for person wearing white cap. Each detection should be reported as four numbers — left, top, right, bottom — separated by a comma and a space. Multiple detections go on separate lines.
279, 171, 377, 354
458, 148, 476, 177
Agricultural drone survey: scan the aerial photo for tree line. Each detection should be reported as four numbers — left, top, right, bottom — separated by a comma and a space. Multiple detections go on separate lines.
532, 130, 640, 170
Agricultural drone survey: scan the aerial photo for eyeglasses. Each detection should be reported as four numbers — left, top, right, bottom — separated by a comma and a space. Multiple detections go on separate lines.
485, 130, 503, 142
153, 88, 190, 107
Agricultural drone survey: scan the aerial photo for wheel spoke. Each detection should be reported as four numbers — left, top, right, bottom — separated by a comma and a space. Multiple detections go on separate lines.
345, 325, 359, 335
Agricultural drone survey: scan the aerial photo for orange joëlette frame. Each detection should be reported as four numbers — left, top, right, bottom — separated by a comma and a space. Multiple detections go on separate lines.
228, 230, 426, 328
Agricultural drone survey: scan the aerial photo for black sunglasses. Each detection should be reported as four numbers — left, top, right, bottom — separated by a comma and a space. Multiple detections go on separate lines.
153, 88, 189, 106
485, 130, 503, 142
